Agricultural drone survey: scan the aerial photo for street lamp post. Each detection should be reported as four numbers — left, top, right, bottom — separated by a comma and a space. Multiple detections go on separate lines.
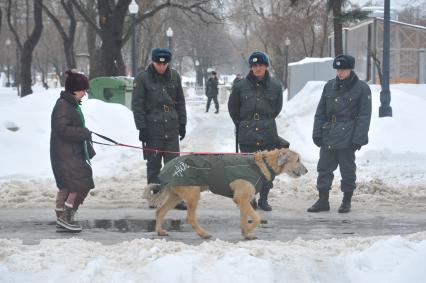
166, 27, 174, 67
166, 27, 173, 52
284, 37, 291, 90
128, 0, 139, 77
380, 0, 392, 117
5, 38, 11, 87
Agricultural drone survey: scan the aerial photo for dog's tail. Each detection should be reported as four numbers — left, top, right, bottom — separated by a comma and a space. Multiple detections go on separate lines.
143, 183, 168, 208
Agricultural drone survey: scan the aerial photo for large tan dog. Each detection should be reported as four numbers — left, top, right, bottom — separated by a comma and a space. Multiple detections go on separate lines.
144, 148, 307, 240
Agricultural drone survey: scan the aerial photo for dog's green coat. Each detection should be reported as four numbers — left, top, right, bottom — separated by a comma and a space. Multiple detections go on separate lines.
159, 154, 266, 198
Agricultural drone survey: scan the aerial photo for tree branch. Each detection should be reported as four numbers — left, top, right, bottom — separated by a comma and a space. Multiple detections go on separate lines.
69, 0, 101, 34
6, 0, 22, 50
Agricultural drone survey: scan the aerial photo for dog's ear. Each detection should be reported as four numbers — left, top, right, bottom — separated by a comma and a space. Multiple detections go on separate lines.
277, 152, 287, 166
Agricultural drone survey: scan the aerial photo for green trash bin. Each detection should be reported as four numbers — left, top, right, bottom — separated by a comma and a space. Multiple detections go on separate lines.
87, 76, 134, 110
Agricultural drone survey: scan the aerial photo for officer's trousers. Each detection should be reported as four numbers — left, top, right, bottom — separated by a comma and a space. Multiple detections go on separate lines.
316, 147, 356, 193
240, 144, 275, 200
145, 138, 179, 184
206, 95, 219, 112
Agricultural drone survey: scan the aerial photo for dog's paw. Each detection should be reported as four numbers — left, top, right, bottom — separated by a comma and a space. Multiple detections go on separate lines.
201, 233, 212, 239
157, 230, 168, 236
244, 235, 258, 240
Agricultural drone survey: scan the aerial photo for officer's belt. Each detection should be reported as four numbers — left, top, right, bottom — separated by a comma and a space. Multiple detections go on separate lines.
329, 115, 354, 123
252, 112, 274, 121
161, 104, 174, 112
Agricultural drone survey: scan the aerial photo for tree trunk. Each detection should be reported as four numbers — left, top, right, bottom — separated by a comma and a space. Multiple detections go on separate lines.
333, 0, 343, 56
0, 6, 2, 35
43, 0, 77, 69
90, 0, 128, 77
52, 63, 64, 86
319, 12, 329, 57
85, 0, 98, 79
20, 0, 43, 97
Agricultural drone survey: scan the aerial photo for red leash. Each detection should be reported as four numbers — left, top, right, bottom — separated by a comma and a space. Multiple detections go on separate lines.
91, 132, 253, 156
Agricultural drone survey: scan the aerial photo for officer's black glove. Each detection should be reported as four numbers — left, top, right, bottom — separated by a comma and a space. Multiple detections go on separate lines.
313, 137, 322, 147
179, 124, 186, 141
352, 143, 361, 151
139, 128, 147, 143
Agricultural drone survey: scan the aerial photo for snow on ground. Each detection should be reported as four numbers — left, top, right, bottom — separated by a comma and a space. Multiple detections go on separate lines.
1, 82, 426, 282
2, 82, 425, 208
0, 233, 426, 283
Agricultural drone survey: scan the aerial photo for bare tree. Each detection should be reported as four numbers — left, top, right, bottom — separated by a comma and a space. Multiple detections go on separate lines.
7, 0, 43, 96
70, 0, 221, 78
370, 48, 382, 84
227, 0, 329, 82
291, 0, 367, 56
42, 0, 77, 69
0, 5, 3, 35
398, 2, 426, 26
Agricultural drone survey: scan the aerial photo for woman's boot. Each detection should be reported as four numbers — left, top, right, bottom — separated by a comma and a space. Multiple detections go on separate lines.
57, 204, 82, 232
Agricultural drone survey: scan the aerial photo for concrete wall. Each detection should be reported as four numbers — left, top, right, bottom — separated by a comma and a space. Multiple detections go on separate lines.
287, 58, 335, 100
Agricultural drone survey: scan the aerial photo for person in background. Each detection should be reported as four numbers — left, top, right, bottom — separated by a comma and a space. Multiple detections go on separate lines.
308, 54, 372, 213
232, 73, 242, 87
205, 71, 219, 113
228, 51, 283, 211
50, 69, 96, 232
132, 48, 187, 210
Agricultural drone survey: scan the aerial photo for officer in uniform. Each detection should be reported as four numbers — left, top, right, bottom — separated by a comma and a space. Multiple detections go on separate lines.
205, 71, 219, 113
132, 48, 187, 210
228, 51, 283, 211
308, 54, 372, 213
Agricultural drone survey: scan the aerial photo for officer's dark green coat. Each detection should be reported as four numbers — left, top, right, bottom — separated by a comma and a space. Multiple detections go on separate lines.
228, 70, 283, 148
158, 155, 266, 198
205, 77, 218, 97
313, 72, 372, 149
132, 64, 187, 139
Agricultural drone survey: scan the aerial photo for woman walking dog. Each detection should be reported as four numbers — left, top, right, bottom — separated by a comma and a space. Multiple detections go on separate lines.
50, 70, 96, 232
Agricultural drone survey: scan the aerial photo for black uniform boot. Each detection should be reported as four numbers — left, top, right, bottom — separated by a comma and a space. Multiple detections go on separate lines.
258, 198, 272, 211
307, 190, 330, 212
174, 201, 187, 210
250, 197, 258, 210
338, 192, 353, 213
258, 183, 272, 211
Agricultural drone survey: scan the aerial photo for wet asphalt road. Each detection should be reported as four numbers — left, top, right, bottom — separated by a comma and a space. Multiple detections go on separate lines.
1, 205, 425, 245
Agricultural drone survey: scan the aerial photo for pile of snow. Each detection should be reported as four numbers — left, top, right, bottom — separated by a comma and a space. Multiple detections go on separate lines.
0, 232, 425, 283
0, 83, 425, 208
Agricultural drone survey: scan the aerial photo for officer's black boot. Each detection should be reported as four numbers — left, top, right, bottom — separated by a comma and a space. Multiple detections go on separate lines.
307, 190, 330, 212
174, 201, 187, 210
258, 184, 272, 211
258, 198, 272, 211
250, 197, 258, 210
338, 192, 353, 213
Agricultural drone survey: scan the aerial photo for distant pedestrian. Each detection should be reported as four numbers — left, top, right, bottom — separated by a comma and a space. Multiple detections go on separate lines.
205, 71, 219, 113
132, 48, 187, 210
308, 54, 372, 213
232, 73, 242, 87
228, 51, 283, 211
50, 70, 95, 232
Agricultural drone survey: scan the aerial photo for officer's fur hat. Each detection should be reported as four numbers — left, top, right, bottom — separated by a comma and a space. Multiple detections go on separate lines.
248, 51, 269, 67
151, 48, 172, 63
64, 69, 89, 93
333, 54, 355, 69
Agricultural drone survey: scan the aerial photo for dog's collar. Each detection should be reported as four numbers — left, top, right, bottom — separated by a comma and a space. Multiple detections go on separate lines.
262, 156, 276, 181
